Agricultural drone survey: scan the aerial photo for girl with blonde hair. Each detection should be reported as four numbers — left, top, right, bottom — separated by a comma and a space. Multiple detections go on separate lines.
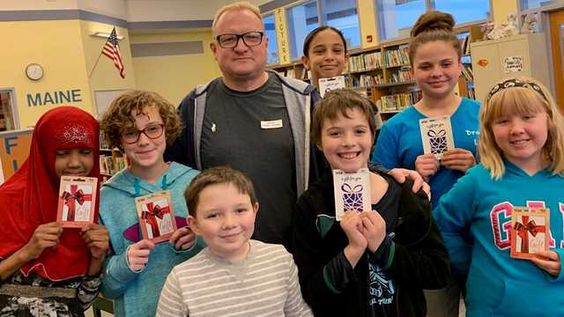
435, 76, 564, 316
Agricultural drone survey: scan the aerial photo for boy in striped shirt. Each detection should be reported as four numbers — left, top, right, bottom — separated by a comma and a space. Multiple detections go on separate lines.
157, 166, 312, 317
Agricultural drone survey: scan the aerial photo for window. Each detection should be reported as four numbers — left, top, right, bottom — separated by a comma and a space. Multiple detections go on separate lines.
0, 89, 18, 131
286, 0, 319, 61
376, 0, 490, 41
263, 14, 279, 64
320, 0, 361, 49
521, 0, 562, 10
434, 0, 490, 25
376, 0, 426, 41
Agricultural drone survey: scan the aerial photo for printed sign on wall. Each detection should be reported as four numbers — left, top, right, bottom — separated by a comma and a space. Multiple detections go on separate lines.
0, 129, 33, 183
503, 56, 524, 74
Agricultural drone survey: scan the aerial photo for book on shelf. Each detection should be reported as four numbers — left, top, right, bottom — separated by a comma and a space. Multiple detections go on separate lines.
384, 45, 410, 67
389, 68, 413, 83
100, 152, 129, 176
461, 64, 474, 82
379, 90, 422, 113
364, 51, 383, 70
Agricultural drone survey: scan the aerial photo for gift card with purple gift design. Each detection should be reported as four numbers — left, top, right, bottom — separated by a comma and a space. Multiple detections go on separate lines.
135, 191, 177, 243
56, 176, 98, 228
419, 116, 455, 159
333, 168, 371, 221
510, 207, 549, 260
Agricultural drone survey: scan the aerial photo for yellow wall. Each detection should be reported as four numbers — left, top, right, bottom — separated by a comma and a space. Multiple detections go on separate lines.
0, 19, 136, 128
0, 20, 91, 128
130, 30, 220, 105
492, 0, 519, 24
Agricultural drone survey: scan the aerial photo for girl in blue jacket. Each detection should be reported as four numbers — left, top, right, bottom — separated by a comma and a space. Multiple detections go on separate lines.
98, 90, 203, 317
434, 76, 564, 316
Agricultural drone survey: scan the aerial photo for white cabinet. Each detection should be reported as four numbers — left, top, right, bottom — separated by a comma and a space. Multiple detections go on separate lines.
471, 33, 550, 103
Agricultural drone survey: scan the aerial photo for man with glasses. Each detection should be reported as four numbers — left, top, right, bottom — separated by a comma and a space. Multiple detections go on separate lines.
165, 1, 427, 248
165, 1, 323, 248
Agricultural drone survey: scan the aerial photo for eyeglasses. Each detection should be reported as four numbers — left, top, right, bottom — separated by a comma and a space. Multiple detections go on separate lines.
122, 123, 164, 144
216, 31, 264, 48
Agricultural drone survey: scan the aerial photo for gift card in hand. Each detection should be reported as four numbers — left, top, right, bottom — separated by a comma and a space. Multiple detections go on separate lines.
510, 207, 550, 260
56, 176, 98, 228
319, 75, 346, 98
333, 168, 371, 221
419, 116, 455, 159
135, 191, 177, 244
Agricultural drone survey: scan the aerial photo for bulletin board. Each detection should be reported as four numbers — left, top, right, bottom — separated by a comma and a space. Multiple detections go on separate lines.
0, 128, 33, 183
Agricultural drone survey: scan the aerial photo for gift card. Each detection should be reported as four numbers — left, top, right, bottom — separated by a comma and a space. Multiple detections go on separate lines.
135, 191, 177, 244
333, 168, 371, 221
56, 176, 98, 228
419, 116, 455, 159
510, 207, 550, 260
319, 75, 346, 98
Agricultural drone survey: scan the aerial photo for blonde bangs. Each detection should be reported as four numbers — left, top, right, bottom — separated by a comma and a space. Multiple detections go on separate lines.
487, 87, 547, 123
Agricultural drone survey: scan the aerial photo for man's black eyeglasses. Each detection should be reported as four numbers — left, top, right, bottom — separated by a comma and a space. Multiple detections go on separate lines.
216, 31, 264, 48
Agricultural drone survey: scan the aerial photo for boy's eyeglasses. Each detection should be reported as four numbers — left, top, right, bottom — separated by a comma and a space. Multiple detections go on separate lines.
122, 124, 165, 144
216, 31, 264, 48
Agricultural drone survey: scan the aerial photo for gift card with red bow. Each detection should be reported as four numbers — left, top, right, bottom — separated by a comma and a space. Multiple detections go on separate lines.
333, 168, 371, 221
419, 116, 455, 159
135, 191, 177, 243
510, 207, 550, 260
56, 176, 98, 228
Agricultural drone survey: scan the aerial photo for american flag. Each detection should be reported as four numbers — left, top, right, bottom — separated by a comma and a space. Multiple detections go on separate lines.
102, 27, 125, 79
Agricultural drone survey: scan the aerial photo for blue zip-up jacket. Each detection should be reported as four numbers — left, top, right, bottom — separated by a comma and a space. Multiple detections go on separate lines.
99, 162, 204, 317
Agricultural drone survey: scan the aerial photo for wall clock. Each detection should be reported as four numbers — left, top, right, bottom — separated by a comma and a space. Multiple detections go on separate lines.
25, 63, 44, 81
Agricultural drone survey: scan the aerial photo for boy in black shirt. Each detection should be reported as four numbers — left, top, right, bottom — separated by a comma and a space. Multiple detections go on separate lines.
291, 89, 450, 317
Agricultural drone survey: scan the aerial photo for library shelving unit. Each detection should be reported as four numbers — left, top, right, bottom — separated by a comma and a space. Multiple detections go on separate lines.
269, 61, 309, 81
99, 134, 128, 181
346, 39, 419, 120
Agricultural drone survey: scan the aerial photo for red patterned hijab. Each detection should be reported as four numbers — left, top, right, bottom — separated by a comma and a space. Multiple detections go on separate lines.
0, 106, 100, 281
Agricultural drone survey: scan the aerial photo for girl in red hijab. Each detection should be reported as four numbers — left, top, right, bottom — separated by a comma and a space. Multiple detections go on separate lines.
0, 106, 109, 316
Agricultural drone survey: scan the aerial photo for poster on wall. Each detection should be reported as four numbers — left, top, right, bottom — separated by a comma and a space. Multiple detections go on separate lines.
503, 56, 524, 73
0, 129, 33, 183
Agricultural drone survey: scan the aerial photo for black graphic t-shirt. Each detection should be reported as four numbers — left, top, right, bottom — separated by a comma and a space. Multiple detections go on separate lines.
366, 178, 401, 316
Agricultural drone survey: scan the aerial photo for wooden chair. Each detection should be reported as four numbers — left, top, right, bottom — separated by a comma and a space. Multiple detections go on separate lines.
92, 295, 114, 317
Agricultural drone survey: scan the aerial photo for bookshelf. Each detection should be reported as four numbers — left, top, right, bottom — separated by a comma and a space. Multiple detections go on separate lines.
99, 134, 128, 181
346, 40, 420, 119
270, 62, 309, 81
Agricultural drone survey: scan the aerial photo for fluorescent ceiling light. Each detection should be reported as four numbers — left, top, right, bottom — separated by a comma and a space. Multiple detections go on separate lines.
91, 32, 125, 40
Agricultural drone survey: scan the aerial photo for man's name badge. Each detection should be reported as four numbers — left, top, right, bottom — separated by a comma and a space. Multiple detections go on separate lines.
419, 116, 455, 159
135, 191, 177, 243
319, 75, 346, 98
260, 119, 283, 129
56, 176, 98, 228
333, 168, 371, 221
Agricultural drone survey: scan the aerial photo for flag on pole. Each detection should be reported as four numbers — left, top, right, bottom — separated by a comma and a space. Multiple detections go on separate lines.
102, 27, 125, 79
